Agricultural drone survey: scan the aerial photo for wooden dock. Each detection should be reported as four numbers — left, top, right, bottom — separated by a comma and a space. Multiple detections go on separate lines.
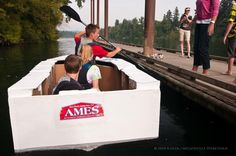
100, 42, 236, 126
115, 43, 236, 86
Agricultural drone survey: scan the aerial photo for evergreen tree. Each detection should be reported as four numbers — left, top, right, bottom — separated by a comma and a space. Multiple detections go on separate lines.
115, 19, 119, 27
165, 10, 173, 22
172, 7, 180, 28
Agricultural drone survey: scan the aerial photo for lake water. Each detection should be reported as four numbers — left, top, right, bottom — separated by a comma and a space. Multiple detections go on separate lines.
0, 38, 235, 156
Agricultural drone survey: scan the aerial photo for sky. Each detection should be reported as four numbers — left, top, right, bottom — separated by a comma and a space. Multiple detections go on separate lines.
57, 0, 196, 31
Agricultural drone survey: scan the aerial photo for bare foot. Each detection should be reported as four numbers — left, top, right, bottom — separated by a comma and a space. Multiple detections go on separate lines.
192, 66, 198, 72
233, 79, 236, 84
222, 71, 232, 76
203, 69, 208, 75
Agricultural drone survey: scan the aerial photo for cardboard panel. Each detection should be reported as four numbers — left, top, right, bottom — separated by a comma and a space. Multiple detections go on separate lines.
9, 89, 160, 152
98, 65, 120, 91
121, 71, 129, 90
42, 78, 50, 95
48, 64, 66, 94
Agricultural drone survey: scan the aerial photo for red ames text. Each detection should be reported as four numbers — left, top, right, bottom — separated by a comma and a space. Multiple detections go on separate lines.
60, 102, 104, 120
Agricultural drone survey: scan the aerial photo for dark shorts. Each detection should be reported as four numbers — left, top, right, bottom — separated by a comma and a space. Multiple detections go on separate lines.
227, 37, 236, 57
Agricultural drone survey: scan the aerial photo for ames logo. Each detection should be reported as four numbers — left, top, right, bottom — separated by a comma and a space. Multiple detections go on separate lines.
60, 102, 104, 120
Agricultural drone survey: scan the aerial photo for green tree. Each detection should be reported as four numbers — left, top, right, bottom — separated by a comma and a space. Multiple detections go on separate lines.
172, 7, 180, 28
115, 19, 120, 27
108, 17, 144, 45
0, 0, 85, 45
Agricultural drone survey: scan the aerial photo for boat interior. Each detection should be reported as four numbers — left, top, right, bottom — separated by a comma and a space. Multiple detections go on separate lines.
33, 60, 136, 95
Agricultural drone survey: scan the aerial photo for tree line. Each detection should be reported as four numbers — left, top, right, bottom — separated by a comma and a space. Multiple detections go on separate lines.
108, 0, 231, 57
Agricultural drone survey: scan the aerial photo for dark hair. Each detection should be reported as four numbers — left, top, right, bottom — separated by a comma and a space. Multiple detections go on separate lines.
64, 55, 82, 74
85, 24, 100, 37
185, 7, 190, 12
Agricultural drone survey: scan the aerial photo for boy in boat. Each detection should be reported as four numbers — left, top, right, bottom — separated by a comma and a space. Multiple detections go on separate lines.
74, 24, 121, 58
78, 45, 101, 91
53, 55, 84, 94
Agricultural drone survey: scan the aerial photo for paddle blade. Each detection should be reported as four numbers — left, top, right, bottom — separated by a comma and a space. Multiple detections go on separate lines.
60, 5, 82, 23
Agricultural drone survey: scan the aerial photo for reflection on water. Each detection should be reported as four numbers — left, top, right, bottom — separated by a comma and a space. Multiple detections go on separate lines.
0, 39, 235, 156
57, 38, 75, 55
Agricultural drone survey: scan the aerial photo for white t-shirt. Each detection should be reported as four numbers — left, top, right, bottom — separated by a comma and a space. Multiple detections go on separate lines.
86, 65, 101, 84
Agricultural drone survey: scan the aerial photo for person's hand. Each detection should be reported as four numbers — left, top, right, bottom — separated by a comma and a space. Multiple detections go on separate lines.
208, 23, 215, 36
223, 36, 227, 44
116, 47, 122, 52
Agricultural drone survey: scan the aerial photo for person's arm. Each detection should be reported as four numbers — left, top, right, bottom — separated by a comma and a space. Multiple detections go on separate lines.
74, 31, 86, 55
92, 79, 100, 91
186, 15, 193, 23
223, 22, 234, 44
208, 0, 220, 36
89, 65, 101, 91
187, 19, 192, 23
106, 47, 122, 58
74, 31, 85, 39
179, 15, 186, 24
223, 5, 236, 44
208, 16, 218, 36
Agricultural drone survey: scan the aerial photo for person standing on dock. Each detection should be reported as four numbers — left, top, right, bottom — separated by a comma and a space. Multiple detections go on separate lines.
223, 0, 236, 76
74, 24, 121, 58
192, 0, 220, 75
179, 7, 192, 58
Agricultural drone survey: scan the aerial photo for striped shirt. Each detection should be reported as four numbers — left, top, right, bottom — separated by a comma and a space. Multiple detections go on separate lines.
228, 5, 236, 38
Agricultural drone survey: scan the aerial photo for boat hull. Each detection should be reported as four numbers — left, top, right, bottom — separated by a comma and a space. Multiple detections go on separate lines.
8, 56, 160, 152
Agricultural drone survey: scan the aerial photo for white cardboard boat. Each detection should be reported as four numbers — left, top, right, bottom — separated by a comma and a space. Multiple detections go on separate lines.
8, 55, 161, 152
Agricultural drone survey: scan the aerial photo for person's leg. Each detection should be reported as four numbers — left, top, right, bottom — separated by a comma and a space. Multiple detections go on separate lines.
227, 56, 235, 75
193, 24, 201, 71
186, 30, 191, 58
198, 24, 210, 74
179, 29, 185, 56
186, 40, 191, 58
180, 41, 184, 56
225, 37, 236, 75
233, 78, 236, 84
